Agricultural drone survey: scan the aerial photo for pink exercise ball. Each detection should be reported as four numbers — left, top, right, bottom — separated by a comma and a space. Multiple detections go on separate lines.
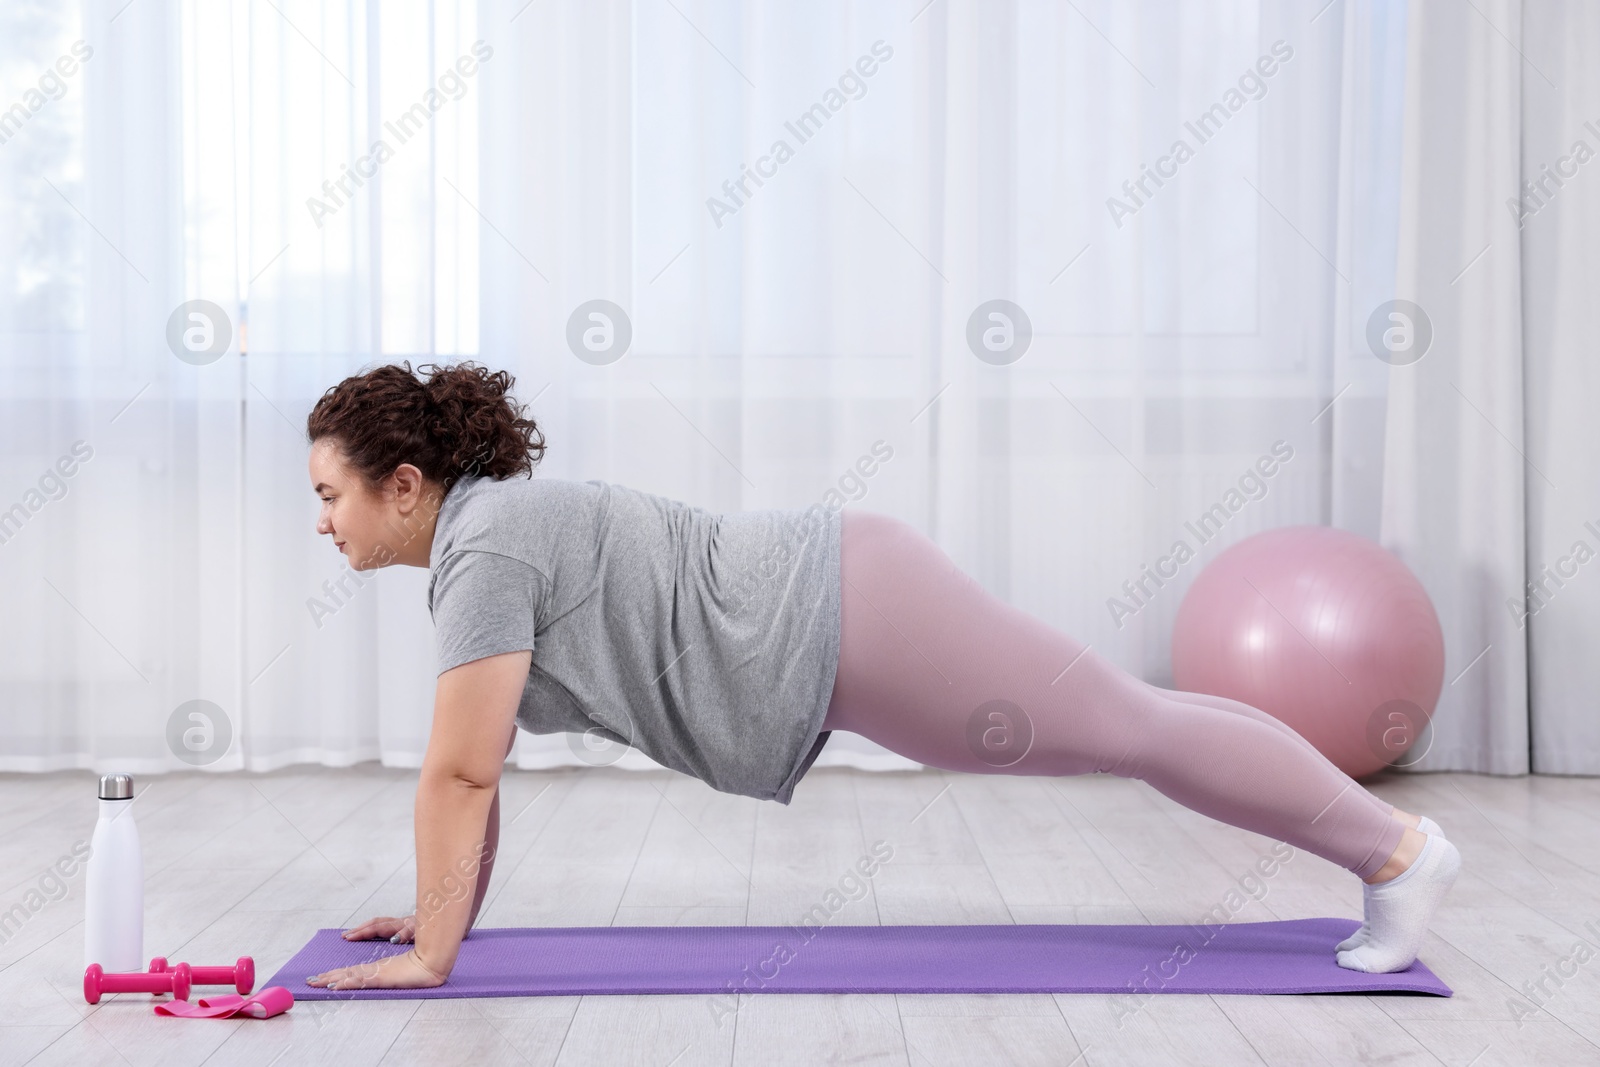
1170, 525, 1444, 780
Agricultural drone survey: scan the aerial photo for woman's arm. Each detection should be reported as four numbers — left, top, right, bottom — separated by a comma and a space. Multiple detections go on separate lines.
411, 649, 531, 981
339, 724, 513, 949
464, 725, 516, 931
410, 775, 495, 979
465, 784, 499, 929
309, 650, 529, 992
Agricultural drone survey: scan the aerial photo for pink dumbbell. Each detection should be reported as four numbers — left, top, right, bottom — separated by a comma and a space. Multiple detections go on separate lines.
147, 956, 254, 995
84, 961, 191, 1004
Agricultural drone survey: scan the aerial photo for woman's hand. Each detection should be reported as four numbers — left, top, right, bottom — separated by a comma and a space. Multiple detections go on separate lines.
306, 946, 447, 991
342, 913, 416, 944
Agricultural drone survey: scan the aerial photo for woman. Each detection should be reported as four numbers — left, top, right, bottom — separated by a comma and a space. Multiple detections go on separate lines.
305, 361, 1459, 991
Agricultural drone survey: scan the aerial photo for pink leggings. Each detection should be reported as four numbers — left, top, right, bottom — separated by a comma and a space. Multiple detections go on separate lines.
821, 510, 1405, 880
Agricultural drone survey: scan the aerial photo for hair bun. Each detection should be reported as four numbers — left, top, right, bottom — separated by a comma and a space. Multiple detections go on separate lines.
306, 359, 546, 492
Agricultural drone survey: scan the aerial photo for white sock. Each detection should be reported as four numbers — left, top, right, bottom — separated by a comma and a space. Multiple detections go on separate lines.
1335, 815, 1447, 952
1336, 833, 1460, 973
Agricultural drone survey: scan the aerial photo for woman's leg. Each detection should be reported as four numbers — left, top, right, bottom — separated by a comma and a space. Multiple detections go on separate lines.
824, 510, 1460, 971
822, 510, 1406, 880
1143, 685, 1399, 821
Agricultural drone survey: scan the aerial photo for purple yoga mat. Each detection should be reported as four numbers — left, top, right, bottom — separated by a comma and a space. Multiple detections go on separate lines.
264, 919, 1451, 999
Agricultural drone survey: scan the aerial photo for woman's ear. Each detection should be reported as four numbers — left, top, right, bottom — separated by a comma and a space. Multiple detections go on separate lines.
389, 463, 427, 506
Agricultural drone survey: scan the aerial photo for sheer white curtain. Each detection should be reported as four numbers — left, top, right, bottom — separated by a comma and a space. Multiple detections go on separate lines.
7, 0, 1479, 779
1381, 0, 1527, 776
0, 0, 244, 771
236, 0, 484, 769
1382, 0, 1600, 775
0, 0, 477, 773
1521, 0, 1600, 775
475, 0, 1409, 772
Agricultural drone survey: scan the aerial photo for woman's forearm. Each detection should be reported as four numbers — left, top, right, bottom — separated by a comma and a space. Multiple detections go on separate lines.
411, 770, 498, 979
465, 728, 514, 930
465, 783, 501, 929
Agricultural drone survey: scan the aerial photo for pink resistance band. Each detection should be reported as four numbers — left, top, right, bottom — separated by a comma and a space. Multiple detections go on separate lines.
154, 986, 294, 1019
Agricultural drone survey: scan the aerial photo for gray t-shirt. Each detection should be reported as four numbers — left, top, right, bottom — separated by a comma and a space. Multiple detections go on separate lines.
426, 474, 841, 804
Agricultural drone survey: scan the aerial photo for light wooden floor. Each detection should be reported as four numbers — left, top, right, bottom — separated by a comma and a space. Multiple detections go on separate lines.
1, 764, 1597, 1066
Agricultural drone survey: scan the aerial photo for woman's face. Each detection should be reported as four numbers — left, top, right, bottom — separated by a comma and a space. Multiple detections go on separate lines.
309, 439, 435, 570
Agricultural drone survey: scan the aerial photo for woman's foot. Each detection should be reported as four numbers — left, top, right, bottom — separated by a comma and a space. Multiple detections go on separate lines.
1335, 831, 1460, 973
1336, 814, 1448, 952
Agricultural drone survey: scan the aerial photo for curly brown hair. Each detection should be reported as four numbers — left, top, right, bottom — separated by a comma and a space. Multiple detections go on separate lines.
306, 360, 546, 494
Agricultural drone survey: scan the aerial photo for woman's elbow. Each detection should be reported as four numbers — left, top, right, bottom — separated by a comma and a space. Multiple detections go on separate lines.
421, 765, 501, 793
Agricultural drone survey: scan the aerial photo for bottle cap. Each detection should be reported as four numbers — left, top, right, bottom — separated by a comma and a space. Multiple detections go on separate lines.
98, 773, 134, 800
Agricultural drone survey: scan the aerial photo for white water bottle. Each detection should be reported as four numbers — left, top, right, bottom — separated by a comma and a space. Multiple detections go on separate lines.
84, 772, 143, 972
